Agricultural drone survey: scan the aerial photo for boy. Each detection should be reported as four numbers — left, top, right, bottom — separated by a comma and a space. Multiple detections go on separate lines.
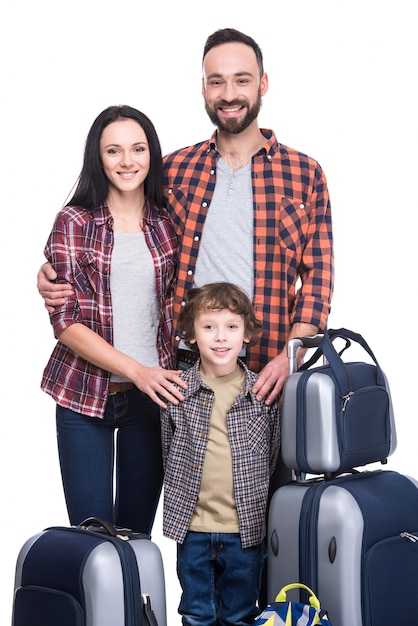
160, 282, 281, 626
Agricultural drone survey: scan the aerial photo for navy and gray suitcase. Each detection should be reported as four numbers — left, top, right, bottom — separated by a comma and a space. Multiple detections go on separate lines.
12, 517, 166, 626
267, 469, 418, 626
281, 329, 397, 477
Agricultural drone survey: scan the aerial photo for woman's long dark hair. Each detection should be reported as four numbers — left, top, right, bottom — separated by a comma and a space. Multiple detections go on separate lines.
67, 105, 165, 210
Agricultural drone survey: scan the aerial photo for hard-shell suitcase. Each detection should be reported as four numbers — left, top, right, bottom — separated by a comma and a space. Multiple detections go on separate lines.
12, 517, 166, 626
281, 329, 397, 476
267, 469, 418, 626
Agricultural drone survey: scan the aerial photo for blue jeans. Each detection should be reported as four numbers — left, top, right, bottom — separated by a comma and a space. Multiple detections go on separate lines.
177, 532, 264, 626
56, 387, 163, 534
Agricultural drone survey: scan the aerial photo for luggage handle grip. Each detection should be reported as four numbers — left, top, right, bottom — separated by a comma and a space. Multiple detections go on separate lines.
287, 334, 324, 375
79, 517, 123, 537
287, 334, 350, 375
78, 517, 150, 540
298, 328, 386, 396
323, 328, 385, 392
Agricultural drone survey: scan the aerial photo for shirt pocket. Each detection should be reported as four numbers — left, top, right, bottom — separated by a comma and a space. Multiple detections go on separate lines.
246, 409, 271, 456
73, 251, 102, 294
278, 198, 310, 254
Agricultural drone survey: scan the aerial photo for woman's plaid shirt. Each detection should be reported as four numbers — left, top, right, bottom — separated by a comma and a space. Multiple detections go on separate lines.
41, 202, 177, 418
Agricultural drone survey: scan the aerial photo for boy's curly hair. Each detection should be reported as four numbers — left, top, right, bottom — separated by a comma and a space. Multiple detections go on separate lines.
178, 282, 263, 352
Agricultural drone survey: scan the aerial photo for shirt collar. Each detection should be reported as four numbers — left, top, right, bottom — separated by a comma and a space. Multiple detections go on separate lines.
92, 200, 163, 229
182, 358, 256, 401
208, 128, 278, 159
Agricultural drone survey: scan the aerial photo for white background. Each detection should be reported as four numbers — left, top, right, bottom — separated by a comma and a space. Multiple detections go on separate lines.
1, 1, 417, 624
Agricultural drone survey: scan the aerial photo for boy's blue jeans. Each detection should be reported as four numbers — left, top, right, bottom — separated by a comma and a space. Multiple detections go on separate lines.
55, 387, 163, 534
177, 531, 264, 626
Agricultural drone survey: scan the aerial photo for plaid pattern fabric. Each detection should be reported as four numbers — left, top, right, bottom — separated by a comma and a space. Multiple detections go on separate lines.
163, 129, 334, 373
41, 202, 177, 418
160, 361, 280, 548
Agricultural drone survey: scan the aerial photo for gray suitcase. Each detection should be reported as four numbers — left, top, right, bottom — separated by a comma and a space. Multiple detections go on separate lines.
12, 517, 166, 626
267, 469, 418, 626
281, 329, 396, 476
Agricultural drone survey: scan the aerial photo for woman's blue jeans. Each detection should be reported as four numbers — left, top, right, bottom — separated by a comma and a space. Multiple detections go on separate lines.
55, 387, 163, 535
177, 532, 264, 626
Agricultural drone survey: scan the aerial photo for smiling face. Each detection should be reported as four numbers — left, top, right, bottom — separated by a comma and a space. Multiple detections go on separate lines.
190, 307, 250, 377
202, 42, 268, 134
99, 118, 150, 196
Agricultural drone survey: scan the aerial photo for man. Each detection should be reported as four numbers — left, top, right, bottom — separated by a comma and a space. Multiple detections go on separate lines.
37, 27, 333, 603
164, 28, 333, 406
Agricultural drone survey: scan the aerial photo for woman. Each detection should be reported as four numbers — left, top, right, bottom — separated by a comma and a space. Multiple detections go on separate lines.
41, 105, 186, 534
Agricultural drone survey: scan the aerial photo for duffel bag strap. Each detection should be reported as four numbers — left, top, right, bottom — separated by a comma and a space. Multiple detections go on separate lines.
298, 328, 386, 397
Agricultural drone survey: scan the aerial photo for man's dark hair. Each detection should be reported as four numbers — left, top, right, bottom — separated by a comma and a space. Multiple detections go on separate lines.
203, 28, 264, 76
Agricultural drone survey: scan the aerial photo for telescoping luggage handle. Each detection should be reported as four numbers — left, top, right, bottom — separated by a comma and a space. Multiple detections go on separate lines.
287, 333, 352, 375
287, 334, 324, 374
293, 328, 386, 397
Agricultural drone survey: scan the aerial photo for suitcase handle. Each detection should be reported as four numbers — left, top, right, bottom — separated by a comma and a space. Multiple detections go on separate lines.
287, 334, 352, 375
142, 593, 159, 626
298, 328, 386, 396
78, 517, 150, 540
287, 334, 324, 374
79, 517, 119, 536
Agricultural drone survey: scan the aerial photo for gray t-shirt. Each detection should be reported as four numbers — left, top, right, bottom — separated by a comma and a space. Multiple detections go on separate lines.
180, 159, 253, 355
110, 231, 159, 381
194, 158, 253, 298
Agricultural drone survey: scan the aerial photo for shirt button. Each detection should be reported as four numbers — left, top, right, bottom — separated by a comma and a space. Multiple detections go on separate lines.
299, 203, 305, 209
175, 335, 181, 341
210, 169, 215, 175
187, 270, 193, 275
181, 301, 186, 307
202, 202, 208, 208
168, 188, 173, 195
194, 236, 199, 242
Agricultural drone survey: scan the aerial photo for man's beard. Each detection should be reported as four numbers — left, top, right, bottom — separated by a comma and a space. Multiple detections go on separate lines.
204, 90, 262, 134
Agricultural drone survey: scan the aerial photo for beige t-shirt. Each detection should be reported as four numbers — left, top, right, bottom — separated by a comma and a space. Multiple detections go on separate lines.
189, 365, 245, 533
